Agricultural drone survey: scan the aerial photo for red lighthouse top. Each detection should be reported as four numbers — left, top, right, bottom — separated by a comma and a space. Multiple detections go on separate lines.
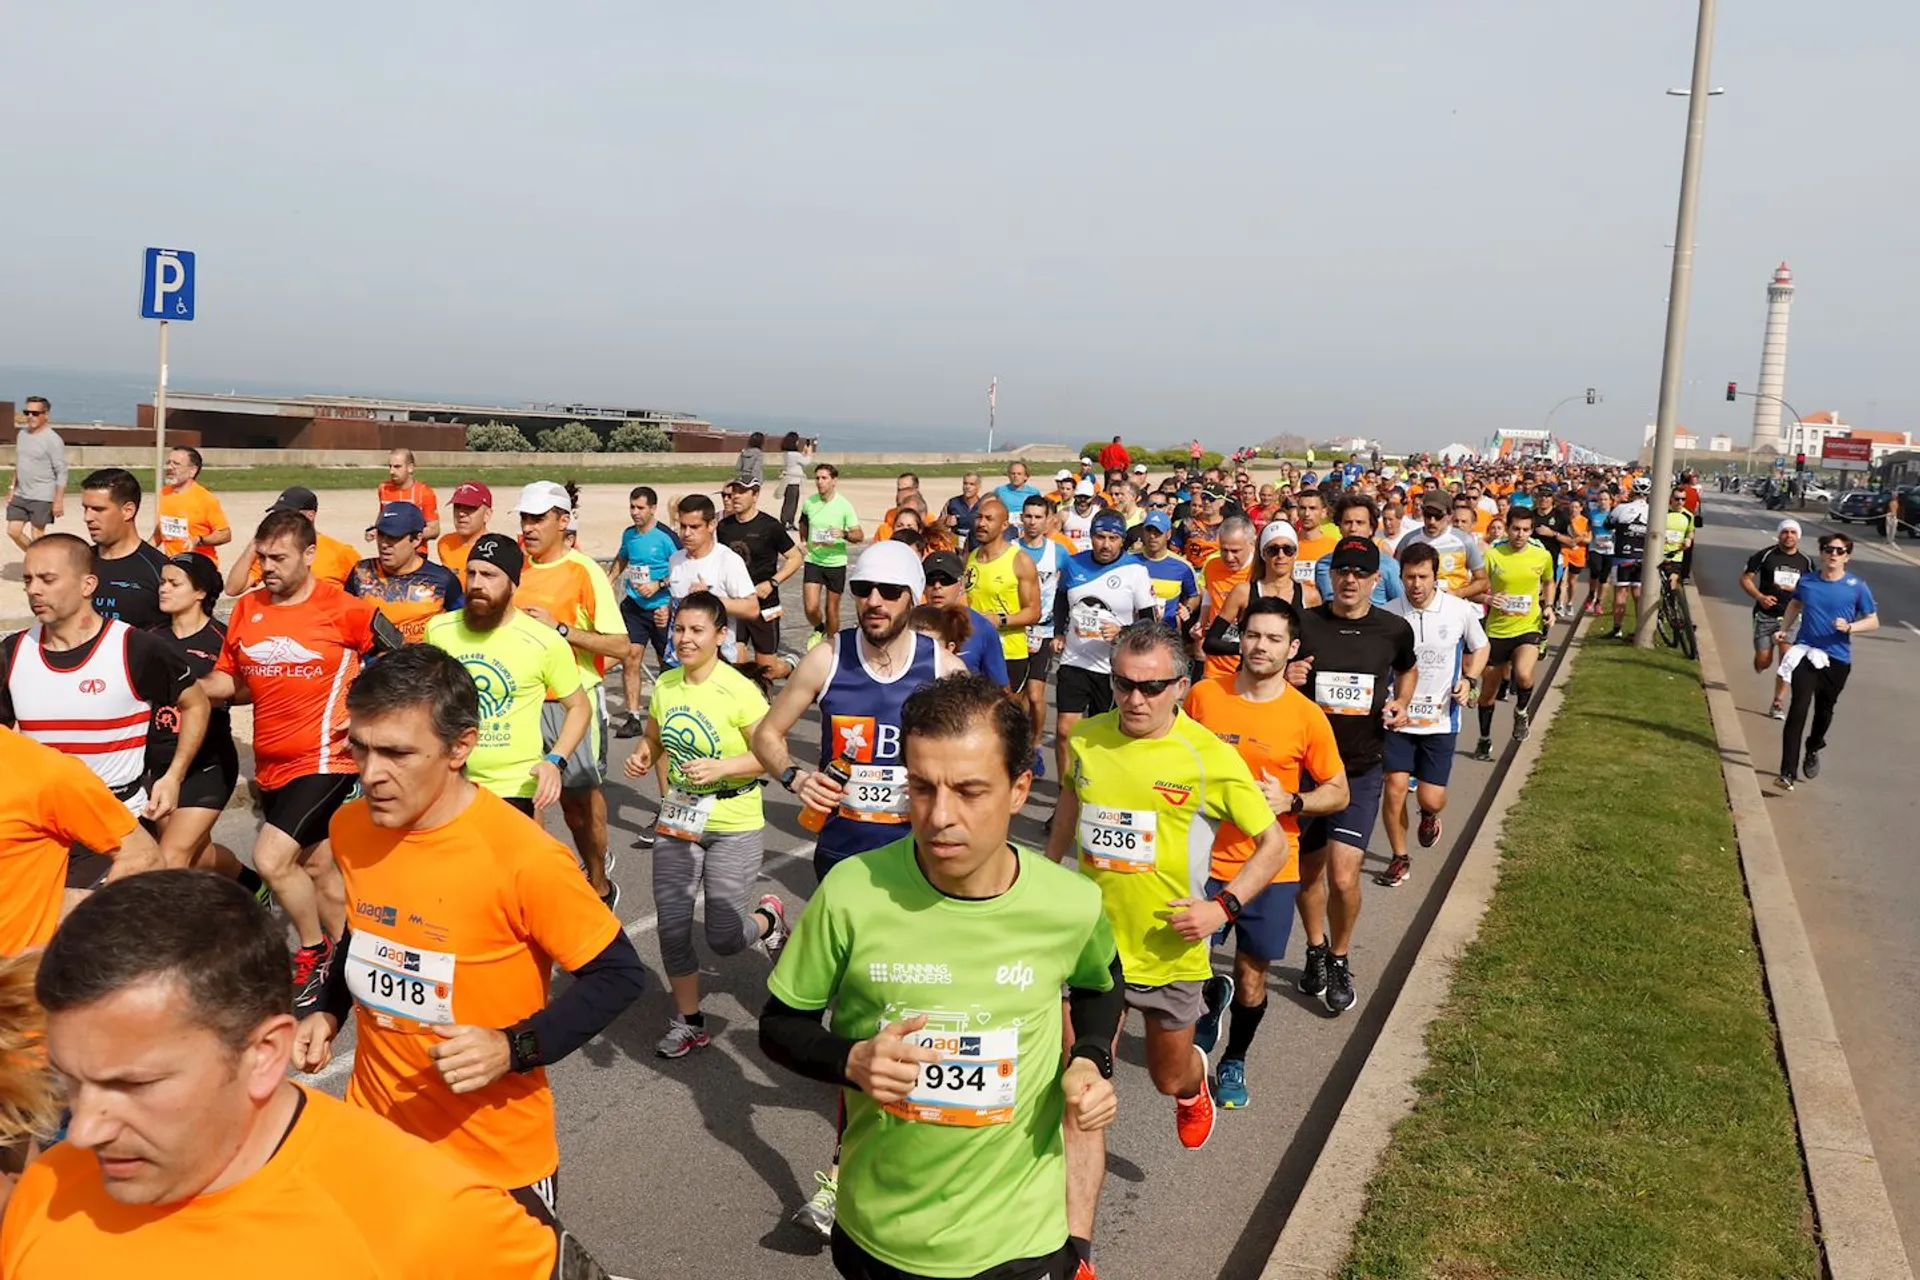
1772, 262, 1793, 285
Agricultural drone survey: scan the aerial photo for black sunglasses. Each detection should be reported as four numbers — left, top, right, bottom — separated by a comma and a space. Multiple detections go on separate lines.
1820, 545, 1849, 555
849, 580, 912, 600
923, 574, 959, 589
1111, 673, 1182, 697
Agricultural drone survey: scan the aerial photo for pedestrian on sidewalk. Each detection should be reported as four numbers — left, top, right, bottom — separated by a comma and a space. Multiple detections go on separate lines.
1772, 531, 1879, 792
7, 396, 65, 551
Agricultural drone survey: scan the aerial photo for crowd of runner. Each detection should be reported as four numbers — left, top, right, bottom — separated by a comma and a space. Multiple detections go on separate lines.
0, 426, 1877, 1278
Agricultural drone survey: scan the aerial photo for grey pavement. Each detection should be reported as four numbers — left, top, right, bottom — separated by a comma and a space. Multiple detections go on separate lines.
1693, 493, 1920, 1263
218, 575, 1566, 1280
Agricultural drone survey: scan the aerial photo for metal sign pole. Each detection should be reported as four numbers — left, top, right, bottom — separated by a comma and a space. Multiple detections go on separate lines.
155, 319, 169, 489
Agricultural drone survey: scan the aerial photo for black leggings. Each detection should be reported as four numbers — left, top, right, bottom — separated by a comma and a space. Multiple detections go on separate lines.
782, 483, 802, 527
1780, 657, 1851, 777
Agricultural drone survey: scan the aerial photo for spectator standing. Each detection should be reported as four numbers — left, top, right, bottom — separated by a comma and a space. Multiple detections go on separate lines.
1098, 435, 1131, 474
736, 430, 766, 486
7, 395, 65, 551
778, 431, 810, 530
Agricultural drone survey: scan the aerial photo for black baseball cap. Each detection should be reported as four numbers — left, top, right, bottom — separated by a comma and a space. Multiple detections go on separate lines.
922, 551, 966, 583
268, 485, 319, 514
1329, 536, 1381, 575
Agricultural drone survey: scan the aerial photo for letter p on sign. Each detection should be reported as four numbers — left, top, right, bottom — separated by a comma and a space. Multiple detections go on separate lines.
140, 247, 196, 321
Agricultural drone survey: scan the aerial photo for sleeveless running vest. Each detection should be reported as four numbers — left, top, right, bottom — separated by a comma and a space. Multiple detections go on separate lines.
814, 629, 939, 868
964, 544, 1029, 660
7, 619, 152, 807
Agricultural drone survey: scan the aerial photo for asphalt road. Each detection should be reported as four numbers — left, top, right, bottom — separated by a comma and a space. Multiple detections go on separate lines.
1692, 493, 1920, 1263
211, 577, 1570, 1280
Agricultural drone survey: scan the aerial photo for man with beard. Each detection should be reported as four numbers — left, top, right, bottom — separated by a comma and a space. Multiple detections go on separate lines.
426, 534, 592, 816
1049, 512, 1157, 784
751, 540, 967, 1239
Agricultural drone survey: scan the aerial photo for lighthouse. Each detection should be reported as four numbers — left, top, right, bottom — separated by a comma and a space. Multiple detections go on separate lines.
1750, 262, 1795, 456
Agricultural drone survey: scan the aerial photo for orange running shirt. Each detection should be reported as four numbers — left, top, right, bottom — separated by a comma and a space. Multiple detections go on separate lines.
1181, 521, 1222, 569
0, 1085, 557, 1280
154, 481, 229, 560
438, 532, 478, 580
0, 728, 138, 955
217, 582, 378, 789
243, 532, 359, 590
1200, 556, 1252, 681
378, 479, 440, 525
329, 788, 620, 1189
513, 549, 620, 689
1183, 676, 1342, 883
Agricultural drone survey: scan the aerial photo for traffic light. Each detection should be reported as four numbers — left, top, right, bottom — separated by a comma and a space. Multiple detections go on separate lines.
1585, 387, 1596, 405
1726, 382, 1738, 401
1796, 452, 1806, 472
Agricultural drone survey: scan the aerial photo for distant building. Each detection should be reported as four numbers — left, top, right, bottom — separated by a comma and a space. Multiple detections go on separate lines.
1779, 412, 1913, 462
1708, 434, 1734, 453
1643, 422, 1700, 452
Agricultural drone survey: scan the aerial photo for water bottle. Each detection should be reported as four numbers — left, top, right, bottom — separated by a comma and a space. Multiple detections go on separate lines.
798, 756, 856, 833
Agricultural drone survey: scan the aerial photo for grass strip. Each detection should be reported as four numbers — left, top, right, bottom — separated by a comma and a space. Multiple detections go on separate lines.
1341, 636, 1818, 1280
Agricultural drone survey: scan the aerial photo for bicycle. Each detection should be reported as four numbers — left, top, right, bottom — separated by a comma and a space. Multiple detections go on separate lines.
1654, 562, 1697, 660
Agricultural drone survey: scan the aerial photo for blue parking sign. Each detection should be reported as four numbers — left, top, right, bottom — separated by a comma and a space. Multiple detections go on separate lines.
140, 248, 195, 321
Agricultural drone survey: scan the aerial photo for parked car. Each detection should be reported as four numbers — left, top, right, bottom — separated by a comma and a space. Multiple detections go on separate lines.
1802, 481, 1835, 503
1828, 489, 1891, 523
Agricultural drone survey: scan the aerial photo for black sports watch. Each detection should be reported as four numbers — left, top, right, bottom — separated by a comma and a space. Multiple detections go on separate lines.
556, 622, 571, 640
1288, 792, 1305, 817
1068, 1042, 1114, 1080
1213, 889, 1244, 923
506, 1020, 543, 1074
779, 765, 801, 792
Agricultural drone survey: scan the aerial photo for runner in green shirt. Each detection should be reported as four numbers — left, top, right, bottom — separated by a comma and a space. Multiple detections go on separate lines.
423, 534, 590, 811
799, 462, 865, 643
761, 673, 1122, 1280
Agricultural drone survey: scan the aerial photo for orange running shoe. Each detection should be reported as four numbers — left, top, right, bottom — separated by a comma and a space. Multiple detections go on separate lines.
1174, 1044, 1216, 1149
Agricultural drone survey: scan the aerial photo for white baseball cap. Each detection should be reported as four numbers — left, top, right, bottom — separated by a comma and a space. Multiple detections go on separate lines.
1054, 469, 1074, 481
1074, 479, 1097, 497
1079, 456, 1094, 465
1776, 518, 1801, 535
1131, 463, 1148, 474
1259, 520, 1301, 552
850, 540, 926, 597
512, 480, 572, 516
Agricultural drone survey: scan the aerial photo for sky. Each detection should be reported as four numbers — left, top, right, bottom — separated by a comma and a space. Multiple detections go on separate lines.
5, 1, 1916, 456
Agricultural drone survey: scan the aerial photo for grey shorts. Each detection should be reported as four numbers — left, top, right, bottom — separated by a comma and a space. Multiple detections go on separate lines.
1123, 979, 1206, 1029
5, 497, 52, 528
1753, 612, 1784, 652
540, 686, 608, 791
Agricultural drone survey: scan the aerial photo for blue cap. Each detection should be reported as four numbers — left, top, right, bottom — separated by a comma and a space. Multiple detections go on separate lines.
371, 501, 426, 536
1090, 511, 1128, 538
1509, 494, 1534, 509
1142, 510, 1172, 533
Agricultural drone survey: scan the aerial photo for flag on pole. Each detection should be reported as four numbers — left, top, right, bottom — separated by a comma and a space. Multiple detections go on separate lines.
988, 377, 997, 427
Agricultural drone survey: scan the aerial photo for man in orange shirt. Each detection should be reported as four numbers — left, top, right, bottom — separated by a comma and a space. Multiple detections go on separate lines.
439, 480, 493, 579
292, 646, 644, 1224
223, 487, 357, 596
373, 447, 440, 542
1195, 516, 1255, 680
1185, 595, 1348, 1107
202, 510, 404, 1015
0, 726, 163, 955
151, 446, 231, 562
5, 870, 561, 1278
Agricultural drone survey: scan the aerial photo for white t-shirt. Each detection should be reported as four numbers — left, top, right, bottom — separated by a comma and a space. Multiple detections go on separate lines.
668, 543, 755, 603
1059, 554, 1158, 675
1382, 593, 1488, 736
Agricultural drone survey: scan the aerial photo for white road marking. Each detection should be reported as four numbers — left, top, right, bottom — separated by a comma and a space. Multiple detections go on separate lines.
1902, 621, 1920, 639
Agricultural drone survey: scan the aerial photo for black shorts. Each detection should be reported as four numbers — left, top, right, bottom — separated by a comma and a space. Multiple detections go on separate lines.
509, 1171, 558, 1228
1609, 559, 1643, 587
505, 796, 536, 817
804, 563, 847, 592
1055, 664, 1115, 717
1005, 657, 1032, 694
736, 611, 783, 656
1486, 632, 1544, 667
175, 757, 240, 812
829, 1225, 1075, 1280
1587, 553, 1612, 581
1025, 641, 1055, 685
260, 774, 360, 848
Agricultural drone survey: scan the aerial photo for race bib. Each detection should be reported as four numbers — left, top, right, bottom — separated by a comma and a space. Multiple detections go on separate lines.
1491, 592, 1534, 615
759, 600, 784, 621
1405, 693, 1446, 730
159, 514, 188, 540
656, 787, 716, 842
1315, 670, 1377, 716
1070, 602, 1114, 641
884, 1027, 1018, 1127
1292, 559, 1316, 583
839, 764, 909, 823
1663, 528, 1686, 550
1591, 532, 1614, 554
810, 524, 840, 545
345, 929, 455, 1032
1078, 804, 1157, 872
1772, 569, 1800, 592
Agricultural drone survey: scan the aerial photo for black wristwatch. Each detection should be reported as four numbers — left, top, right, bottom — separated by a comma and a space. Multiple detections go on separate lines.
1213, 889, 1244, 923
1288, 793, 1305, 817
506, 1020, 543, 1074
556, 622, 571, 640
1068, 1042, 1114, 1080
779, 764, 800, 792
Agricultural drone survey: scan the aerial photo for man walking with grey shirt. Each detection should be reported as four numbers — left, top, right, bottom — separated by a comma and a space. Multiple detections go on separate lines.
8, 396, 67, 550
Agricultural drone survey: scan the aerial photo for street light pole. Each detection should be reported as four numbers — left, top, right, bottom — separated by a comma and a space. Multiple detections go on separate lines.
1636, 0, 1718, 648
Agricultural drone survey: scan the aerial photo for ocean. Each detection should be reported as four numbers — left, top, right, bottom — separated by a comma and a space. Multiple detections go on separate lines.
1, 365, 1067, 454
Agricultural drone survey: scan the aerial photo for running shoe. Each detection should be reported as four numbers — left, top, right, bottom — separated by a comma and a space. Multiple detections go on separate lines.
1071, 1261, 1098, 1280
1514, 708, 1532, 742
632, 823, 656, 849
1193, 973, 1235, 1057
614, 713, 645, 739
1032, 748, 1046, 780
1298, 941, 1330, 1000
1803, 749, 1821, 779
290, 938, 334, 1017
1174, 1045, 1216, 1150
1324, 954, 1357, 1015
1768, 702, 1787, 720
655, 1016, 710, 1059
1471, 737, 1495, 763
1605, 626, 1624, 640
1495, 678, 1509, 702
805, 627, 826, 653
599, 881, 621, 913
603, 848, 618, 878
1379, 853, 1411, 888
1216, 1057, 1250, 1109
1417, 809, 1441, 848
794, 1171, 837, 1237
1774, 774, 1796, 792
755, 894, 790, 963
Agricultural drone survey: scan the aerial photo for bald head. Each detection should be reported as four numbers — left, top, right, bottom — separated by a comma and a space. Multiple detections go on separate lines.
26, 531, 93, 577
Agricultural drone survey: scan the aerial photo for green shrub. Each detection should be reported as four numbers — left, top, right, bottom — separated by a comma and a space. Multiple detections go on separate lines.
606, 421, 670, 453
536, 422, 602, 453
467, 421, 534, 452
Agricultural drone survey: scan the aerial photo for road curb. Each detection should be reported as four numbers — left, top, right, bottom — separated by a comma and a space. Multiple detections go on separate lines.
1258, 616, 1589, 1280
1690, 581, 1915, 1279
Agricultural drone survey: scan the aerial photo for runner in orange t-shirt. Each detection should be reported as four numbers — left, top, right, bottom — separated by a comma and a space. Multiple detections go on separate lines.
6, 871, 561, 1278
1195, 519, 1255, 680
1182, 594, 1348, 1108
293, 646, 644, 1219
203, 510, 403, 1017
0, 726, 163, 955
438, 479, 494, 578
375, 448, 441, 541
224, 486, 358, 596
152, 446, 231, 562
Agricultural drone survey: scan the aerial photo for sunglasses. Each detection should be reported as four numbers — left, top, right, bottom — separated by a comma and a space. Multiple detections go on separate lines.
850, 580, 912, 600
25, 409, 47, 417
1331, 565, 1371, 578
1263, 543, 1297, 556
923, 574, 959, 588
1148, 500, 1170, 509
1110, 673, 1182, 697
1821, 546, 1849, 556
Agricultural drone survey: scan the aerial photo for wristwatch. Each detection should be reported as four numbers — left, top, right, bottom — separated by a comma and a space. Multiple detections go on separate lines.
1213, 889, 1244, 923
506, 1020, 543, 1074
556, 622, 571, 639
543, 752, 566, 769
779, 764, 801, 792
1288, 793, 1305, 817
1068, 1042, 1115, 1080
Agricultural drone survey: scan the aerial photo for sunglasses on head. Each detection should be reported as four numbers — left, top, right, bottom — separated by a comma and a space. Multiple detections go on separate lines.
849, 580, 912, 600
923, 574, 959, 588
1110, 673, 1182, 697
